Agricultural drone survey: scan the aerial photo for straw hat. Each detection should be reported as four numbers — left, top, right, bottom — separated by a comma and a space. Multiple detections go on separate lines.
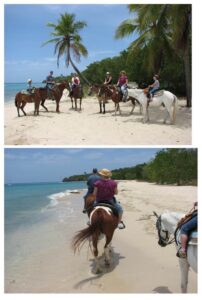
98, 168, 112, 178
27, 79, 32, 83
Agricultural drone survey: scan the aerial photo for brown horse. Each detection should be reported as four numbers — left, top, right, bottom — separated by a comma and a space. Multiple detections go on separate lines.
88, 84, 111, 114
99, 85, 137, 115
15, 89, 42, 117
38, 82, 68, 113
14, 82, 67, 117
68, 85, 83, 110
72, 194, 119, 274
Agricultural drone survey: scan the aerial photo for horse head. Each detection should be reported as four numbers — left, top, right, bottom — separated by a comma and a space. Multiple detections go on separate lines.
154, 212, 172, 247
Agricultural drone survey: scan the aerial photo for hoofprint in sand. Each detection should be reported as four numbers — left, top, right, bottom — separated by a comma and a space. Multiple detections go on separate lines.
5, 181, 197, 293
5, 95, 191, 145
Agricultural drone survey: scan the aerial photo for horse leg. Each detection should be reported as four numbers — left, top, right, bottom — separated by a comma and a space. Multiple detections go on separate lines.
75, 98, 77, 110
16, 103, 21, 117
56, 100, 60, 113
41, 100, 48, 112
142, 105, 148, 123
103, 102, 106, 114
92, 234, 101, 274
178, 258, 189, 293
34, 101, 40, 116
99, 101, 102, 113
104, 234, 113, 266
79, 98, 82, 110
71, 97, 74, 109
20, 102, 27, 116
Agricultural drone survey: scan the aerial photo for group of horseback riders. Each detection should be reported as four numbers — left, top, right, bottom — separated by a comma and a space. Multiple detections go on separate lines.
101, 71, 160, 102
26, 70, 81, 99
26, 70, 160, 102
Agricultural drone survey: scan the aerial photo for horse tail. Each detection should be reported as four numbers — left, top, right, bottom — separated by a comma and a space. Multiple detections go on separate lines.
72, 209, 105, 253
173, 95, 178, 124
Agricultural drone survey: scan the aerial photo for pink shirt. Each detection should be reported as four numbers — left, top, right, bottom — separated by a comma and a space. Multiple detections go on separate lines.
94, 179, 117, 201
118, 75, 128, 86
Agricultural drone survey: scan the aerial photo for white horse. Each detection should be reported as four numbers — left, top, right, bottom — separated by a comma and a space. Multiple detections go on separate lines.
153, 211, 197, 293
127, 89, 178, 124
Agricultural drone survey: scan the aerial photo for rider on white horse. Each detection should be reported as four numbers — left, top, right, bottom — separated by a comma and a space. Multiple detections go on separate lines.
177, 202, 198, 258
147, 74, 160, 101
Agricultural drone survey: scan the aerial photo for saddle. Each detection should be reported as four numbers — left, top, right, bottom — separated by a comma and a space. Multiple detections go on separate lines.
94, 202, 119, 217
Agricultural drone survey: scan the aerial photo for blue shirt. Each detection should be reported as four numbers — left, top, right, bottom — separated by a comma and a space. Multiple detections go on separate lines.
87, 174, 101, 193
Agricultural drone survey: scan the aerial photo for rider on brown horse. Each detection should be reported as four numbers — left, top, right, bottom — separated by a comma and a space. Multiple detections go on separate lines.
83, 168, 101, 213
69, 73, 80, 96
92, 168, 125, 230
117, 70, 129, 102
45, 71, 55, 100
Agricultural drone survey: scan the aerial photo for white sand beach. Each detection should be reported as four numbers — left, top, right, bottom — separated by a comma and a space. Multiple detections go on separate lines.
4, 94, 191, 145
5, 181, 197, 293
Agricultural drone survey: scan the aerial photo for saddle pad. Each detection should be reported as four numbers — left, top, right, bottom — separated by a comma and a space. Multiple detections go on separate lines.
89, 206, 112, 225
154, 90, 164, 97
21, 90, 30, 95
176, 229, 198, 246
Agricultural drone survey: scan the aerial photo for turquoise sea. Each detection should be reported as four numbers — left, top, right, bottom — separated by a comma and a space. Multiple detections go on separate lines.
5, 181, 86, 234
4, 82, 46, 103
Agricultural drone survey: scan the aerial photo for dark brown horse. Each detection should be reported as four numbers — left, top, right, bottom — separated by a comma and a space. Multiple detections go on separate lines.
38, 82, 68, 113
68, 85, 83, 110
88, 84, 111, 114
72, 194, 118, 274
99, 85, 137, 116
15, 89, 42, 117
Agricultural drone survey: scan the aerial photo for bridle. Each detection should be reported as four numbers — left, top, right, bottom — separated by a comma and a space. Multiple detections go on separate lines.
155, 214, 175, 247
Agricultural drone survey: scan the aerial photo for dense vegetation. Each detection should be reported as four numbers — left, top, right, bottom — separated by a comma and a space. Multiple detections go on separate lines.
63, 149, 197, 186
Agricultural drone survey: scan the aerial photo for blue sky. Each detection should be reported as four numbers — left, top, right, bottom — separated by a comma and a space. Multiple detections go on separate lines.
5, 148, 161, 183
4, 4, 136, 83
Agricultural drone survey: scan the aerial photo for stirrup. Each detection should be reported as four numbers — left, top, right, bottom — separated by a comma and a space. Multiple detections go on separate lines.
176, 248, 187, 258
118, 221, 126, 230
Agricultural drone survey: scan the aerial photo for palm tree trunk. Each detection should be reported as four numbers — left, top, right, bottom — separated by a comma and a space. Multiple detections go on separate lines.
69, 56, 91, 86
183, 45, 191, 107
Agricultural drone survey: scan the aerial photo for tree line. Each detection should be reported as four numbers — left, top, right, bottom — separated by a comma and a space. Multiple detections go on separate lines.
44, 4, 191, 106
62, 149, 197, 186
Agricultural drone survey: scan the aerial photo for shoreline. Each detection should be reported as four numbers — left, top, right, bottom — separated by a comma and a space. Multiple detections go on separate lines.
5, 180, 197, 293
5, 96, 191, 145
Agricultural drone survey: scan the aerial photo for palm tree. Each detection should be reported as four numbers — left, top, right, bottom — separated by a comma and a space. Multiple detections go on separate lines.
115, 4, 192, 107
115, 5, 172, 76
43, 12, 90, 85
168, 5, 192, 107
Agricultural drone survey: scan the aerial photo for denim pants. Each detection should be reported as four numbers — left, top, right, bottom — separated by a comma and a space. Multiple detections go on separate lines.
180, 215, 197, 235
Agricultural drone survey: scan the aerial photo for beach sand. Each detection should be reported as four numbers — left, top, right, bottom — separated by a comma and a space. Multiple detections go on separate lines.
5, 181, 197, 293
4, 94, 191, 145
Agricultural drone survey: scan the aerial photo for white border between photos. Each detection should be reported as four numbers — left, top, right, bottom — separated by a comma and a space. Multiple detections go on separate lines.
1, 0, 201, 300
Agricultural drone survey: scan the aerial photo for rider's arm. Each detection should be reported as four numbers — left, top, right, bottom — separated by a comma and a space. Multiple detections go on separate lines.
93, 187, 98, 197
114, 187, 118, 195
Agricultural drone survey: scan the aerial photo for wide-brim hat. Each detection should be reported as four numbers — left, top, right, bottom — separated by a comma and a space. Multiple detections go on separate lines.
98, 168, 112, 178
27, 79, 32, 83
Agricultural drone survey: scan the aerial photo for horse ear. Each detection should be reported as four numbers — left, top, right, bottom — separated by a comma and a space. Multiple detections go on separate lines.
153, 211, 159, 218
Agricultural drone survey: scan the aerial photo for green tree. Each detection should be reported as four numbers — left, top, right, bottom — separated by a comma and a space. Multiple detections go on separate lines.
43, 12, 90, 85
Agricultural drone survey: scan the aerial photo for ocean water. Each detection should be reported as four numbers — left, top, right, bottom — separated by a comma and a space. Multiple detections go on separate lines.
4, 82, 46, 103
5, 181, 88, 289
5, 181, 87, 234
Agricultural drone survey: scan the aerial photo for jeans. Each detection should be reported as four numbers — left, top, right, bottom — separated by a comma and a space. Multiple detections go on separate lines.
120, 85, 128, 96
149, 87, 159, 96
180, 215, 197, 235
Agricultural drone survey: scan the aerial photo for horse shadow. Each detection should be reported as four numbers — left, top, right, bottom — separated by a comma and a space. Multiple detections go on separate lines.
152, 286, 172, 293
73, 248, 125, 291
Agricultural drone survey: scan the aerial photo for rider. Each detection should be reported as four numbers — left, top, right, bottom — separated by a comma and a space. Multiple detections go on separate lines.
177, 202, 198, 258
93, 168, 125, 230
83, 168, 101, 213
27, 79, 34, 95
46, 71, 55, 99
117, 70, 128, 102
70, 73, 80, 96
104, 72, 113, 85
147, 74, 160, 101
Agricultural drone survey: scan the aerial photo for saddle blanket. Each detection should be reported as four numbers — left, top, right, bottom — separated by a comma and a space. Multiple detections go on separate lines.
21, 89, 35, 95
176, 229, 198, 246
89, 206, 112, 224
154, 90, 164, 97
